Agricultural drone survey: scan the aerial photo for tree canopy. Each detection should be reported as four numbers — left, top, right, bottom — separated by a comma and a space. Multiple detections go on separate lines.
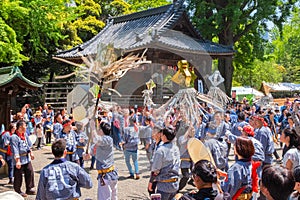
271, 9, 300, 83
187, 0, 298, 95
233, 8, 300, 88
0, 0, 299, 95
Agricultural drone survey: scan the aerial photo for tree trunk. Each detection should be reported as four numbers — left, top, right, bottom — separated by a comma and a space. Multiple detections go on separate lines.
218, 25, 234, 96
218, 57, 233, 96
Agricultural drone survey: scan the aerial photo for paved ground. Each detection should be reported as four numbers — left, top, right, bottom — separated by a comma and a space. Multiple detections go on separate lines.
0, 143, 282, 200
0, 144, 189, 200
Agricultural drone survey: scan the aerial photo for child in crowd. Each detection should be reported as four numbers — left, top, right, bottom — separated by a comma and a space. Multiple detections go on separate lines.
35, 123, 43, 150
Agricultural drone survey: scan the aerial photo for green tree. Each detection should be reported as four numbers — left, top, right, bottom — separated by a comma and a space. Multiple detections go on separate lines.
233, 59, 284, 89
93, 0, 131, 21
187, 0, 297, 95
0, 0, 107, 82
271, 9, 300, 83
126, 0, 169, 12
0, 0, 29, 65
62, 0, 106, 48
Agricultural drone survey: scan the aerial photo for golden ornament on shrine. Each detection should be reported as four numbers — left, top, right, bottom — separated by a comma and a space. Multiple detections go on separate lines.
171, 60, 197, 87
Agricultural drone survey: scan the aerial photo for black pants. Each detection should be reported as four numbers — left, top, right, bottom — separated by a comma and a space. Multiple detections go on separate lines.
46, 131, 51, 144
37, 138, 42, 148
273, 149, 280, 160
14, 162, 35, 193
79, 157, 84, 168
179, 168, 190, 191
148, 181, 157, 196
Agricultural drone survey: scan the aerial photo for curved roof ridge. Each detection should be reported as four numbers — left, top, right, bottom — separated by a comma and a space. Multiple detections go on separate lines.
137, 2, 185, 40
0, 66, 42, 88
112, 4, 172, 24
159, 3, 186, 32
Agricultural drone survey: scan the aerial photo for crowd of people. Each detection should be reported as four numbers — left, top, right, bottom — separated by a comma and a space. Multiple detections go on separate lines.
0, 96, 300, 200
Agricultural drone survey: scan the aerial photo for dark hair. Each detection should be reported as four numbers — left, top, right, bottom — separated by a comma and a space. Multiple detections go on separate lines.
162, 126, 176, 141
62, 119, 71, 126
52, 139, 66, 158
235, 137, 255, 159
268, 110, 275, 115
224, 113, 230, 118
198, 115, 203, 120
145, 116, 152, 122
8, 123, 16, 132
283, 128, 300, 150
192, 160, 217, 183
245, 105, 251, 111
75, 121, 84, 132
129, 109, 135, 115
100, 122, 111, 135
262, 165, 295, 200
16, 120, 26, 130
237, 112, 245, 121
294, 165, 300, 182
129, 116, 136, 125
36, 123, 42, 129
287, 116, 294, 121
54, 113, 62, 123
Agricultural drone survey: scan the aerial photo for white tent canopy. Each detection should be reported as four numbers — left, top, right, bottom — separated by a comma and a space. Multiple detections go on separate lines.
263, 82, 300, 92
232, 86, 265, 97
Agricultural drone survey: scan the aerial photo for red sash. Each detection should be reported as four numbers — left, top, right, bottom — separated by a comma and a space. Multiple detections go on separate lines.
1, 131, 12, 156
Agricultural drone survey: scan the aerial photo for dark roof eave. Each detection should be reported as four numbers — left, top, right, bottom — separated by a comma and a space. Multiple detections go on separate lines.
0, 78, 42, 90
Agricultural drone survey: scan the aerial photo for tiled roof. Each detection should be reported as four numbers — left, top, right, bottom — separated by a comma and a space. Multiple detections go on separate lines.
54, 2, 234, 59
0, 66, 42, 88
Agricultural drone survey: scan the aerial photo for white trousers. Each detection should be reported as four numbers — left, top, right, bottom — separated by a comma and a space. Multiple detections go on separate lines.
97, 178, 118, 200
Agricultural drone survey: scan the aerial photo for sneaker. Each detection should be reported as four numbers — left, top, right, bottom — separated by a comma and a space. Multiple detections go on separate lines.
19, 192, 27, 198
135, 174, 140, 180
127, 175, 134, 179
8, 178, 14, 185
26, 189, 36, 195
